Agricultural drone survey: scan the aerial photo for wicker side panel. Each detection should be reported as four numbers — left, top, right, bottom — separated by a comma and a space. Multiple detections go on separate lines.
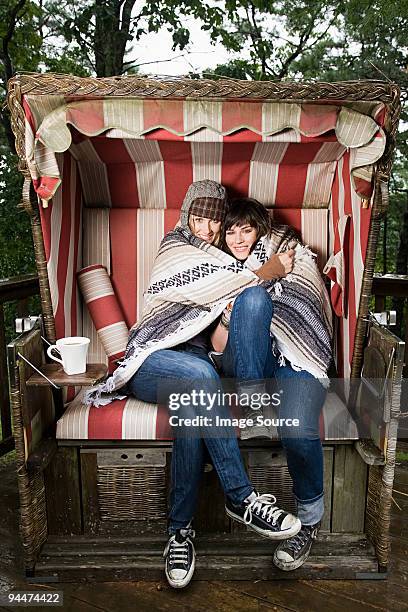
362, 315, 403, 569
366, 404, 400, 570
366, 464, 389, 568
366, 418, 400, 569
9, 365, 47, 571
351, 180, 383, 380
96, 449, 167, 521
22, 179, 57, 344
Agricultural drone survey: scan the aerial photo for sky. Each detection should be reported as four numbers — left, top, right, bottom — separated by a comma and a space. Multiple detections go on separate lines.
127, 4, 233, 77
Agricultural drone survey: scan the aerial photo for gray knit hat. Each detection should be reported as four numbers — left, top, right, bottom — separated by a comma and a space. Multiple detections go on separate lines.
180, 180, 228, 229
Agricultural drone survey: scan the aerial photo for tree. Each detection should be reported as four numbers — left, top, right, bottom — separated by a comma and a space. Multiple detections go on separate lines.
42, 0, 225, 77
202, 2, 408, 260
201, 1, 344, 80
0, 0, 223, 281
0, 1, 43, 151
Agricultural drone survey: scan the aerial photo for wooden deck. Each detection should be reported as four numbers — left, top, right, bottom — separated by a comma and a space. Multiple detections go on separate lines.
0, 455, 407, 612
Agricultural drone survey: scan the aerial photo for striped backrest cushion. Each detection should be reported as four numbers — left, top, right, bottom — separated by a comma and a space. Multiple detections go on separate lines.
77, 264, 129, 371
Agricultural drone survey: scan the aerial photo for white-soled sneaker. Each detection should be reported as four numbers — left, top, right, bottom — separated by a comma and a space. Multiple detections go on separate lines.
163, 527, 195, 588
273, 521, 320, 570
226, 490, 301, 540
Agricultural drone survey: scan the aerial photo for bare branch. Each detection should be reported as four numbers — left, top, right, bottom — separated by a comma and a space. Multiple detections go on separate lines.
301, 9, 340, 54
277, 6, 335, 79
245, 2, 276, 77
128, 53, 191, 69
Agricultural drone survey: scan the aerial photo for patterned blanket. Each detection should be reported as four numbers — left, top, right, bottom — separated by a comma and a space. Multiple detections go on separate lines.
85, 225, 332, 407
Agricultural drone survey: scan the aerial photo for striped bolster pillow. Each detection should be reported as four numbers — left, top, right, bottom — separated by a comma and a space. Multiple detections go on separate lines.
77, 265, 129, 370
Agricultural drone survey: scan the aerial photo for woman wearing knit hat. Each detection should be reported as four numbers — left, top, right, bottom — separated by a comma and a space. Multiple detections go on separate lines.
113, 179, 297, 589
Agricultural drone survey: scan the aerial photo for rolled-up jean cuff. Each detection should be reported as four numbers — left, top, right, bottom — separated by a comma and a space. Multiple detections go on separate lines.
168, 520, 193, 535
296, 494, 324, 526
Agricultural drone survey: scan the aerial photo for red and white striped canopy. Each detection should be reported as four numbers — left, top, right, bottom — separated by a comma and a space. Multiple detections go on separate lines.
23, 97, 385, 205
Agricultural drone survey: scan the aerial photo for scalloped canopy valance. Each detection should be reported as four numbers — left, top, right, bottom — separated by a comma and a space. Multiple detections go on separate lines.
23, 96, 386, 204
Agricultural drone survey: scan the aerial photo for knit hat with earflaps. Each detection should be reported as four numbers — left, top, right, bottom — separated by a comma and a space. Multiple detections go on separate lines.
179, 180, 228, 229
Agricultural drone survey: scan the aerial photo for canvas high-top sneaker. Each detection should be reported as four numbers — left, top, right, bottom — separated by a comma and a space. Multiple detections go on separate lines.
225, 490, 301, 540
273, 521, 321, 570
163, 527, 195, 588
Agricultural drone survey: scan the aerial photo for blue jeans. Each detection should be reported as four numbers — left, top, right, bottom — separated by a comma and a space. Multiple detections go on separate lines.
222, 286, 327, 525
127, 347, 253, 533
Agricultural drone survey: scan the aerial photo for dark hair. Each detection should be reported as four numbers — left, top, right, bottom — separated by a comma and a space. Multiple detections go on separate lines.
222, 197, 271, 250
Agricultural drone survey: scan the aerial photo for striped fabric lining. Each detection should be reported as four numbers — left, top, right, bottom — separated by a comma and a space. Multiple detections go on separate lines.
80, 208, 110, 365
35, 138, 379, 209
328, 152, 372, 380
25, 95, 385, 135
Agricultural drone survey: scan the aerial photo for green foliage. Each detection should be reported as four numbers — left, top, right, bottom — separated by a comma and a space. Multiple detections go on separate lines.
396, 451, 408, 463
204, 59, 257, 80
42, 48, 90, 77
375, 192, 407, 275
0, 152, 35, 278
202, 1, 408, 89
201, 0, 344, 80
0, 1, 43, 81
0, 151, 38, 347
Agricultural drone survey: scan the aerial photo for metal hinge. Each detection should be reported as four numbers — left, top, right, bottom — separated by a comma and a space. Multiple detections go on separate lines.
372, 311, 396, 326
15, 315, 42, 334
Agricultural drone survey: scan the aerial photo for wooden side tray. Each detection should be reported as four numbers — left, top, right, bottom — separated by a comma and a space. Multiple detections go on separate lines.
26, 363, 108, 387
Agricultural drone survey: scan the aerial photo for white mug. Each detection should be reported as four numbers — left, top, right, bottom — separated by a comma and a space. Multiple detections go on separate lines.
47, 336, 90, 375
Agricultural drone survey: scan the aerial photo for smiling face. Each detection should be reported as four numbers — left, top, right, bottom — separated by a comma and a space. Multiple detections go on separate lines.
189, 214, 222, 244
225, 223, 258, 260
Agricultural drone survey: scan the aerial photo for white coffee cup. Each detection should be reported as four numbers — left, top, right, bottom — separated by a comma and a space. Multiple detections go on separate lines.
47, 336, 90, 375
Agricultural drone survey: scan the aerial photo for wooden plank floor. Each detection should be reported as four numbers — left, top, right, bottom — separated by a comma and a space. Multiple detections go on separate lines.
0, 455, 407, 612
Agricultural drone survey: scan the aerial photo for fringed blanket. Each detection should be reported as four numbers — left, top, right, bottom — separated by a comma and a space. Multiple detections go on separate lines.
85, 225, 332, 407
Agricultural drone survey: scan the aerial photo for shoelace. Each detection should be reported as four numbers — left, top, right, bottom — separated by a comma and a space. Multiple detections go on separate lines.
243, 493, 284, 525
168, 540, 189, 566
165, 528, 195, 566
286, 526, 315, 554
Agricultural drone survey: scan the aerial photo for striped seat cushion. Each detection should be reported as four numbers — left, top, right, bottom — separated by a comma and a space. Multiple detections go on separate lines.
56, 389, 358, 441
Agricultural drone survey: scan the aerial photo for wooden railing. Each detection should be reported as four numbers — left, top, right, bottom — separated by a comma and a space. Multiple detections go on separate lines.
371, 273, 408, 376
0, 272, 407, 457
0, 274, 39, 456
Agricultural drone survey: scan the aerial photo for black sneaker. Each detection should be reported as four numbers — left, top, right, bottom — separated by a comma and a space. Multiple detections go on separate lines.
163, 527, 195, 588
225, 491, 301, 540
273, 521, 320, 570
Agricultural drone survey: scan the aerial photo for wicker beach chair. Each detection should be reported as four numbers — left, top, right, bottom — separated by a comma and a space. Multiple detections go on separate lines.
6, 73, 403, 581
